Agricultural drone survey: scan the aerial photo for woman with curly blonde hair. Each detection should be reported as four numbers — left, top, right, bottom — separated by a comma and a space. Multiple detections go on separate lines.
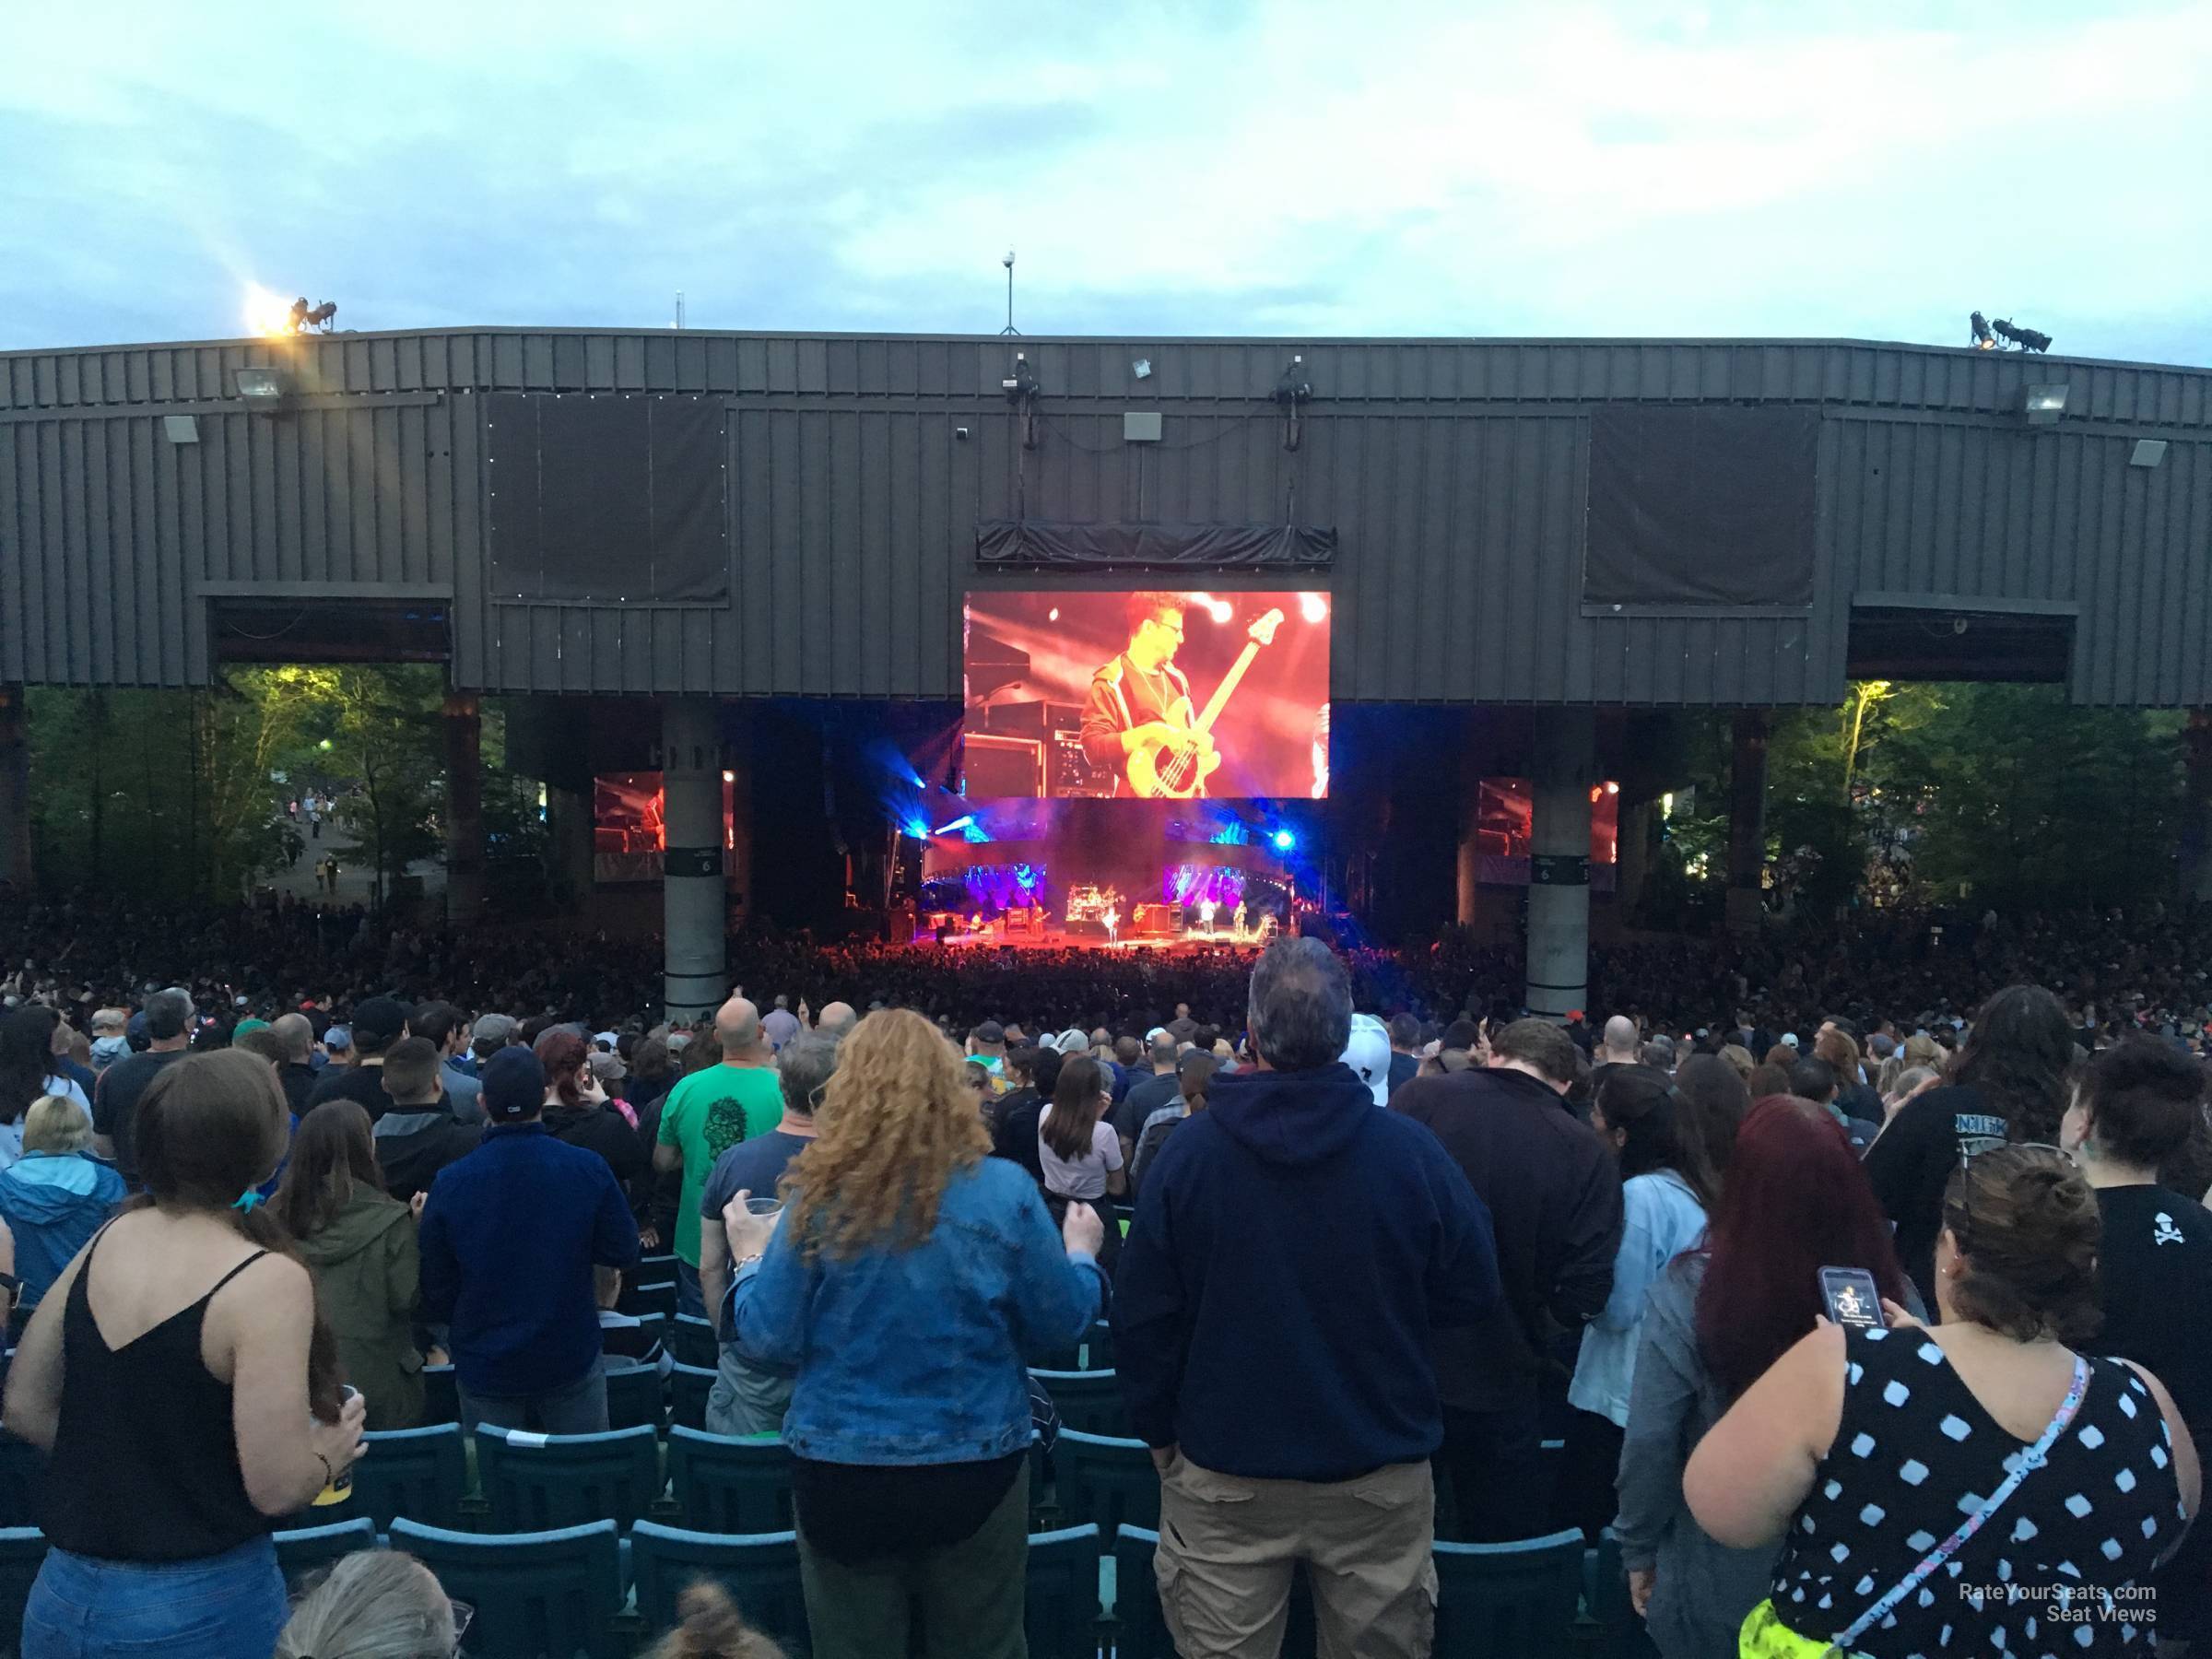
718, 1008, 1105, 1659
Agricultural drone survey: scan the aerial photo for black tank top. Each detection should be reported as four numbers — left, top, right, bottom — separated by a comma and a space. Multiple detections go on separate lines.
42, 1227, 275, 1561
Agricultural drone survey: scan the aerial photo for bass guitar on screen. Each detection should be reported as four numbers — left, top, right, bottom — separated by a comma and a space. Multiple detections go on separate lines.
1125, 607, 1285, 799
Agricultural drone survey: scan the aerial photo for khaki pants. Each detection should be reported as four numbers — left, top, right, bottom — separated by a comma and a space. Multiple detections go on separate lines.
1156, 1453, 1437, 1659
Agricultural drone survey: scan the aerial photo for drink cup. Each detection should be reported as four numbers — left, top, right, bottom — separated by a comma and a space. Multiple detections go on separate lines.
310, 1384, 360, 1506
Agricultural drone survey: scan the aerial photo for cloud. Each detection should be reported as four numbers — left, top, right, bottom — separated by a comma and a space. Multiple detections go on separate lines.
1, 2, 2206, 363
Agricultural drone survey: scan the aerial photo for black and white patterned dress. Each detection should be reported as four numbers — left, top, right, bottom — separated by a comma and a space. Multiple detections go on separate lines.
1767, 1325, 2185, 1654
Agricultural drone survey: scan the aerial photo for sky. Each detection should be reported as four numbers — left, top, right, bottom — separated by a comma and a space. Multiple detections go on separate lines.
6, 1, 2209, 364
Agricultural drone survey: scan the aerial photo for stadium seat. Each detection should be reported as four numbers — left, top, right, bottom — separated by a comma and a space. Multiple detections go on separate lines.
347, 1422, 469, 1532
1024, 1524, 1102, 1659
1030, 1368, 1129, 1438
389, 1518, 624, 1659
666, 1425, 794, 1533
1432, 1528, 1586, 1659
0, 1527, 44, 1656
0, 1433, 44, 1530
1054, 1429, 1159, 1556
668, 1360, 716, 1432
476, 1425, 663, 1535
630, 1522, 811, 1657
604, 1361, 664, 1433
1112, 1524, 1171, 1659
274, 1516, 377, 1583
420, 1362, 459, 1425
638, 1253, 678, 1280
626, 1278, 679, 1321
626, 1311, 668, 1353
671, 1312, 716, 1370
1082, 1319, 1114, 1371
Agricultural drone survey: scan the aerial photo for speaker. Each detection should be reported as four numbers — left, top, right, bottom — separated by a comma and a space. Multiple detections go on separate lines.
962, 734, 1045, 799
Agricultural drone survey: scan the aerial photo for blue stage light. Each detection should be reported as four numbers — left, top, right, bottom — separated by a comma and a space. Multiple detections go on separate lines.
1272, 829, 1296, 851
932, 814, 976, 837
903, 818, 930, 840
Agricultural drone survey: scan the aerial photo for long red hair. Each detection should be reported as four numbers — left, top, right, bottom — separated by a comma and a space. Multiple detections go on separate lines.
534, 1030, 589, 1111
1695, 1095, 1910, 1401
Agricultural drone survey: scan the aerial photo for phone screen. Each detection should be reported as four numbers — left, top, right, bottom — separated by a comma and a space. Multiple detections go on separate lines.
1818, 1266, 1883, 1331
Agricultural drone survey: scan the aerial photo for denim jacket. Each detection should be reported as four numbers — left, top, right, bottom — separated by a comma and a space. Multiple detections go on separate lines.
725, 1155, 1103, 1465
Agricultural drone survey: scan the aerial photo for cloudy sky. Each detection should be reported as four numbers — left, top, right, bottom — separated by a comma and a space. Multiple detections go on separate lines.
6, 2, 2207, 363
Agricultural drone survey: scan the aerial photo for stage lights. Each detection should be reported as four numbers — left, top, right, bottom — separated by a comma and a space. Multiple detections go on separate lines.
1272, 829, 1296, 852
1299, 593, 1328, 624
903, 819, 929, 840
933, 815, 976, 837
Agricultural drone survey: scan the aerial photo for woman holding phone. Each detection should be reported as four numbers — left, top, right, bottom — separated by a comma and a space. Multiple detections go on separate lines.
4, 1047, 365, 1657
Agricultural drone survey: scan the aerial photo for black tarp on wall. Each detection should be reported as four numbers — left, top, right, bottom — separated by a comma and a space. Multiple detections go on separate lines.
488, 393, 728, 602
1583, 406, 1818, 607
977, 520, 1335, 571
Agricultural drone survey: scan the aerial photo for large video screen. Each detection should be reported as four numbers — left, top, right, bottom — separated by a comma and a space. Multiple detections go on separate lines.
962, 590, 1331, 800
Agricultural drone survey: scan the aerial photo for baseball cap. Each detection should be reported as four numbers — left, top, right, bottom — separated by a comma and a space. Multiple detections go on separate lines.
588, 1050, 628, 1087
352, 996, 408, 1046
483, 1048, 547, 1121
232, 1018, 271, 1038
593, 1030, 619, 1053
973, 1021, 1006, 1046
473, 1013, 519, 1049
324, 1024, 354, 1052
1340, 1014, 1392, 1107
1780, 1031, 1800, 1049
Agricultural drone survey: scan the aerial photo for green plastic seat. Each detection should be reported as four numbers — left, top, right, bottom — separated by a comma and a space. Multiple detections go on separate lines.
0, 1527, 45, 1655
1112, 1525, 1171, 1659
1433, 1527, 1586, 1659
389, 1518, 624, 1659
476, 1424, 662, 1534
638, 1253, 679, 1280
1023, 1524, 1102, 1659
0, 1434, 43, 1530
668, 1361, 716, 1433
630, 1521, 811, 1657
1081, 1319, 1114, 1371
670, 1313, 716, 1370
273, 1516, 378, 1583
1029, 1368, 1128, 1438
1054, 1429, 1159, 1559
625, 1278, 679, 1321
419, 1363, 460, 1426
604, 1362, 665, 1434
344, 1422, 468, 1532
666, 1426, 794, 1533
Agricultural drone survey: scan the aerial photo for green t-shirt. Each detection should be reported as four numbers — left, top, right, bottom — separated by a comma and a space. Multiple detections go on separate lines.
657, 1064, 784, 1265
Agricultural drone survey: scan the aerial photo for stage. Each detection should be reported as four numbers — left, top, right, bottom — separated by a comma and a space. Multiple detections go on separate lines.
911, 914, 1275, 955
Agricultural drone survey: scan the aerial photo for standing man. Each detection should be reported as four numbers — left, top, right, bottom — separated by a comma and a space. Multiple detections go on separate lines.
91, 987, 192, 1183
1110, 1031, 1181, 1161
654, 996, 782, 1318
305, 996, 411, 1119
1116, 938, 1500, 1657
813, 1002, 858, 1042
408, 1001, 482, 1123
761, 994, 802, 1054
1079, 593, 1209, 797
268, 1012, 321, 1117
1385, 1014, 1422, 1100
418, 1048, 640, 1433
1390, 1019, 1624, 1541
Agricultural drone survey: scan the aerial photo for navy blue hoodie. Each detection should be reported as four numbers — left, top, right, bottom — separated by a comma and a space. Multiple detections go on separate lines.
1113, 1061, 1500, 1482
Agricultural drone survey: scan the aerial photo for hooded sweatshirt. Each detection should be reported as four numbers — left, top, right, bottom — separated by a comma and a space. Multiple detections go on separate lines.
544, 1100, 650, 1191
294, 1183, 425, 1430
0, 1151, 127, 1309
1113, 1060, 1500, 1482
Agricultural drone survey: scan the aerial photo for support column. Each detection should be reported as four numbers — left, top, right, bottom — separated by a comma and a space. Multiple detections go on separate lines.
544, 785, 594, 905
442, 694, 485, 926
1525, 707, 1594, 1021
724, 707, 753, 931
1455, 712, 1484, 928
663, 698, 727, 1021
1726, 710, 1770, 935
0, 686, 29, 889
1618, 797, 1653, 914
2183, 712, 2212, 905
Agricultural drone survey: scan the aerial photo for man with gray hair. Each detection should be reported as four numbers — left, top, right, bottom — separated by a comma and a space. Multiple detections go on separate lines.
1116, 938, 1500, 1658
813, 1001, 857, 1041
270, 1011, 320, 1116
92, 987, 194, 1182
653, 995, 781, 1318
696, 1034, 837, 1435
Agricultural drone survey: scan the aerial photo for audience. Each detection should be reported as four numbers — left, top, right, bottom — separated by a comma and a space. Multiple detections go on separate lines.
1128, 1048, 1217, 1193
1669, 1051, 1750, 1185
271, 1547, 460, 1659
367, 1037, 481, 1206
408, 1000, 482, 1123
0, 1006, 89, 1173
1116, 938, 1500, 1657
1687, 1145, 2198, 1655
655, 996, 781, 1319
1390, 1017, 1623, 1539
89, 984, 191, 1182
268, 1012, 321, 1115
536, 1028, 648, 1189
1037, 1055, 1126, 1272
699, 1035, 838, 1436
418, 1048, 640, 1433
640, 1579, 788, 1659
275, 1101, 425, 1431
721, 1007, 1105, 1659
304, 995, 411, 1117
5, 1049, 365, 1657
0, 1094, 126, 1329
1616, 1096, 1917, 1658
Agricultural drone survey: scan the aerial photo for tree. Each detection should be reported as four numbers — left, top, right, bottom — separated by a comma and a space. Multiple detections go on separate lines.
320, 667, 447, 915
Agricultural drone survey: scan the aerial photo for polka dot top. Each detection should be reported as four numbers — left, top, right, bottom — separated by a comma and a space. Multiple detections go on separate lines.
1769, 1325, 2185, 1655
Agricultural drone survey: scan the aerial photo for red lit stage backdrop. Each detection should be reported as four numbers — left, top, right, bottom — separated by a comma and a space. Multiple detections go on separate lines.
962, 589, 1331, 800
593, 771, 736, 884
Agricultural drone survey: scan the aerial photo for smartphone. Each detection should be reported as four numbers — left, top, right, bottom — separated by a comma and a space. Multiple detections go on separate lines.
1819, 1266, 1884, 1331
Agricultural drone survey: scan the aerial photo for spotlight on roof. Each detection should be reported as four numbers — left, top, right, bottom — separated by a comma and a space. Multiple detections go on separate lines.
1132, 358, 1152, 380
1969, 312, 1995, 349
233, 367, 288, 406
1992, 317, 2053, 354
2020, 383, 2069, 426
299, 300, 337, 333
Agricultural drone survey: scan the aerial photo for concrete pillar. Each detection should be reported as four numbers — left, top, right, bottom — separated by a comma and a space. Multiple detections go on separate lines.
663, 698, 727, 1021
724, 708, 753, 930
1726, 710, 1770, 935
544, 784, 594, 904
1618, 797, 1653, 914
2183, 712, 2212, 905
1525, 707, 1595, 1020
0, 687, 29, 888
442, 694, 486, 926
1454, 713, 1484, 927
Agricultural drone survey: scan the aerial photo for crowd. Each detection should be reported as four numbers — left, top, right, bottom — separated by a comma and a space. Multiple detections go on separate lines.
0, 888, 2204, 1655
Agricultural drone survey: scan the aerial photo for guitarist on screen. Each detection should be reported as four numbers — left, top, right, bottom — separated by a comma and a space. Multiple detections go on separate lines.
1079, 593, 1208, 797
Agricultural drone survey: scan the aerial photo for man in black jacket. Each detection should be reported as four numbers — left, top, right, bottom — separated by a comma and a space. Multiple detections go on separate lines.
1390, 1018, 1624, 1541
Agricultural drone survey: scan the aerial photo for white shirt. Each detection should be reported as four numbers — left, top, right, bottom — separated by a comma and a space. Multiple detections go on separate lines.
1037, 1105, 1123, 1202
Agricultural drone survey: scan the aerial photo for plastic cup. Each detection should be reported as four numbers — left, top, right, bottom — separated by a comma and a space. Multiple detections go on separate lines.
745, 1196, 783, 1218
310, 1384, 360, 1507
